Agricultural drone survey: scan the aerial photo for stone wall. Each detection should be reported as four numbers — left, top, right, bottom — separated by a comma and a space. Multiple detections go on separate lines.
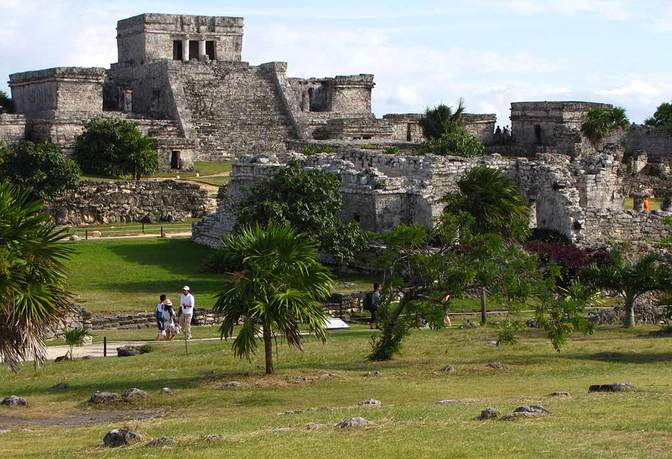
88, 308, 225, 330
45, 180, 210, 225
624, 125, 672, 162
0, 114, 26, 145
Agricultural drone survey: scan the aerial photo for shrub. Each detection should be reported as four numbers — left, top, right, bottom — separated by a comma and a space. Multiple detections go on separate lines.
0, 141, 80, 198
422, 127, 484, 157
384, 146, 400, 154
0, 90, 13, 113
419, 101, 464, 140
74, 118, 158, 179
302, 144, 336, 155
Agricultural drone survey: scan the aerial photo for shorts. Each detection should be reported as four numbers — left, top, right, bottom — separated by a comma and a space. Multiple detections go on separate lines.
156, 316, 165, 331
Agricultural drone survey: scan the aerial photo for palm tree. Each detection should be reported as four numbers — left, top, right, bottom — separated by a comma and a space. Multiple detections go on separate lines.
213, 223, 335, 374
443, 167, 530, 323
63, 328, 91, 359
419, 99, 465, 140
582, 251, 669, 328
581, 106, 629, 147
0, 182, 73, 370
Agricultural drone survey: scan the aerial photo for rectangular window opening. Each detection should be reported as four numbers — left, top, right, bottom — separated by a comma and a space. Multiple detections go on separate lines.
171, 151, 181, 169
172, 40, 183, 60
205, 41, 216, 61
189, 40, 199, 60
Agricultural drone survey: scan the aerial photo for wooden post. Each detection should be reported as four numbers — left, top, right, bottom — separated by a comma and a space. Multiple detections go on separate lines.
103, 336, 107, 357
85, 230, 88, 240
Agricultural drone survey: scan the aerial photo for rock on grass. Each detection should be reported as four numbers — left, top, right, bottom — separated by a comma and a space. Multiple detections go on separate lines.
336, 417, 370, 428
589, 383, 636, 393
122, 388, 148, 401
1, 396, 27, 407
89, 392, 120, 404
145, 437, 176, 447
357, 399, 382, 406
103, 429, 143, 447
478, 408, 500, 420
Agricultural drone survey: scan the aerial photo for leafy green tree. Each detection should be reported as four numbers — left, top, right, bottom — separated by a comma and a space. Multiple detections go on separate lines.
0, 141, 80, 198
0, 90, 13, 113
63, 328, 91, 360
580, 106, 629, 147
443, 166, 530, 323
231, 161, 369, 267
645, 102, 672, 128
74, 118, 158, 179
582, 251, 669, 328
419, 100, 484, 157
212, 223, 335, 374
0, 182, 73, 370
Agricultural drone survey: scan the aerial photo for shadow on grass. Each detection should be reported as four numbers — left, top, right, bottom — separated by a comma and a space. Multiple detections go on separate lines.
572, 351, 672, 364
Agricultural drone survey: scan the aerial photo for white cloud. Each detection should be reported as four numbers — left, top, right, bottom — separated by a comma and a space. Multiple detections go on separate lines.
506, 0, 632, 20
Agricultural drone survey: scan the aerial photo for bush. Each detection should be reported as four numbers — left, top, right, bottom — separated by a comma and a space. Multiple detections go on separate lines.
528, 228, 571, 243
422, 126, 484, 157
303, 144, 336, 155
384, 146, 400, 155
0, 90, 13, 113
581, 106, 629, 147
74, 118, 158, 179
0, 141, 80, 198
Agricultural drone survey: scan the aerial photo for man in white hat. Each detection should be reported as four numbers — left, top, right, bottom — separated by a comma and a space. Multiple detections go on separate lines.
179, 286, 195, 340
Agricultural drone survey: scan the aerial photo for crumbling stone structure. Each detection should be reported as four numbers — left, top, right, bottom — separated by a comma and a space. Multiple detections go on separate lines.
193, 148, 672, 249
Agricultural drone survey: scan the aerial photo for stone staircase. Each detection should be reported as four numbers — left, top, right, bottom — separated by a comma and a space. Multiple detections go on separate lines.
180, 62, 296, 160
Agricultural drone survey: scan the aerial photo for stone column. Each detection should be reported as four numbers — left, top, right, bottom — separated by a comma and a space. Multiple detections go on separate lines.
632, 192, 648, 212
182, 38, 189, 62
199, 40, 206, 61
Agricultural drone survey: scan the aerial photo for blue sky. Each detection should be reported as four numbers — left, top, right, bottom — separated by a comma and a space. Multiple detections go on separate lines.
2, 0, 672, 125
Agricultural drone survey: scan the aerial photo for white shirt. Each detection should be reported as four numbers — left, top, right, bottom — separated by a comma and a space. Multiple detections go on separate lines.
180, 293, 195, 314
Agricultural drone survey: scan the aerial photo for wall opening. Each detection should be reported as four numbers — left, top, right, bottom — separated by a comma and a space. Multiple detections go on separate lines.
172, 40, 183, 60
534, 124, 543, 145
205, 41, 216, 60
170, 151, 181, 170
188, 40, 199, 60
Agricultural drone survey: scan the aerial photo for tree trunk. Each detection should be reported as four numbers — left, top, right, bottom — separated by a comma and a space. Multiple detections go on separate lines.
623, 295, 635, 328
263, 324, 274, 374
371, 294, 414, 361
480, 288, 487, 325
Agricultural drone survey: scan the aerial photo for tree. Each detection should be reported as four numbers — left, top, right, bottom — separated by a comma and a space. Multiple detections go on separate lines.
230, 161, 369, 267
0, 90, 13, 113
74, 118, 158, 179
0, 182, 73, 370
580, 106, 629, 147
63, 328, 91, 360
645, 102, 672, 128
212, 223, 335, 374
582, 251, 669, 328
0, 141, 80, 198
419, 100, 484, 157
443, 166, 530, 323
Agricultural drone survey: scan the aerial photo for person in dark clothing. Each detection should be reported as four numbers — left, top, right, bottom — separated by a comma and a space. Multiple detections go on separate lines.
155, 294, 167, 341
364, 283, 382, 329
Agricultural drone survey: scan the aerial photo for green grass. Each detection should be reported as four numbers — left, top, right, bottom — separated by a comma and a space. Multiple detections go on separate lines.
63, 239, 379, 314
66, 219, 197, 238
82, 161, 232, 182
623, 197, 661, 210
3, 326, 672, 457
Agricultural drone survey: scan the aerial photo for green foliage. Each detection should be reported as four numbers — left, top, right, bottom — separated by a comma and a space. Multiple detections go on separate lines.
63, 327, 91, 358
0, 141, 80, 198
0, 90, 13, 113
74, 118, 158, 179
231, 161, 369, 266
580, 106, 629, 147
644, 102, 672, 128
582, 251, 670, 328
422, 127, 485, 157
212, 222, 335, 374
443, 166, 530, 240
419, 101, 465, 140
384, 146, 400, 155
0, 182, 73, 369
418, 100, 484, 157
302, 144, 336, 155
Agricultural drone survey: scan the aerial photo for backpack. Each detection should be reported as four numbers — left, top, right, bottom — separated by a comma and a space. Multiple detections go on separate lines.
363, 292, 374, 312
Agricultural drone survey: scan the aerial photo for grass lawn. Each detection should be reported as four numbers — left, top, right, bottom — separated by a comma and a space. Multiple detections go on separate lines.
66, 219, 198, 238
2, 326, 672, 457
623, 197, 661, 210
63, 238, 388, 314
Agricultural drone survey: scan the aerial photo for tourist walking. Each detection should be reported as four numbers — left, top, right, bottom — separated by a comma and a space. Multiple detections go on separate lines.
155, 294, 167, 341
179, 286, 195, 340
162, 299, 178, 341
363, 283, 382, 329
